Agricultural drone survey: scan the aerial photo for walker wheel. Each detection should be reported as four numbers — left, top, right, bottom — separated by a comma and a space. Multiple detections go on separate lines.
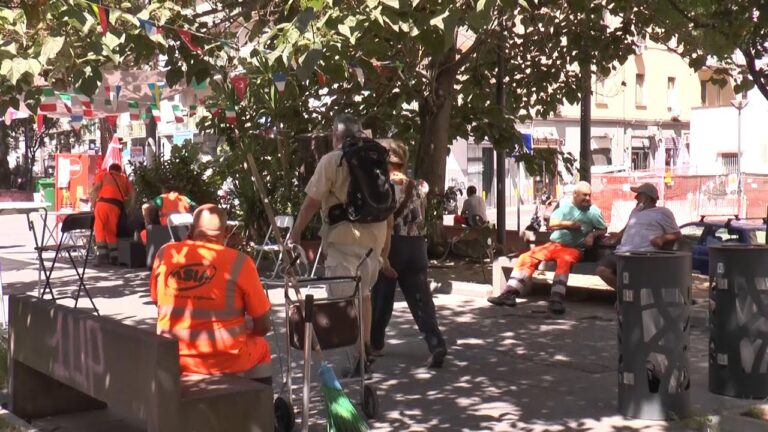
362, 384, 379, 419
274, 396, 295, 432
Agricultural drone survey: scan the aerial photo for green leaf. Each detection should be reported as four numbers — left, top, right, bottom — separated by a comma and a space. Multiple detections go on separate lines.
2, 58, 30, 84
297, 46, 323, 81
381, 0, 400, 8
103, 33, 122, 51
40, 36, 65, 65
338, 23, 352, 39
294, 8, 314, 33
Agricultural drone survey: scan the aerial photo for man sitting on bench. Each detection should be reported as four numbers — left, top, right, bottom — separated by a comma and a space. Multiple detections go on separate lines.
150, 204, 273, 386
596, 183, 681, 288
488, 181, 607, 314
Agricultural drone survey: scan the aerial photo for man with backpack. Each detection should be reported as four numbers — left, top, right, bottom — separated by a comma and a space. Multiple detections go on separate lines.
288, 114, 396, 370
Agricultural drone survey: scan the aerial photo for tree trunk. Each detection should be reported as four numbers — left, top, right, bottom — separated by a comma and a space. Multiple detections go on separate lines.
0, 122, 10, 188
414, 61, 459, 197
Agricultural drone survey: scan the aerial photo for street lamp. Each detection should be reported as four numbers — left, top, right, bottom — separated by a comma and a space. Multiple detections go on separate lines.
730, 96, 749, 217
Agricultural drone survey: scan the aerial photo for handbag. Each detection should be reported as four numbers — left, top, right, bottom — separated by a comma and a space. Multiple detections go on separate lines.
110, 173, 132, 238
288, 299, 359, 350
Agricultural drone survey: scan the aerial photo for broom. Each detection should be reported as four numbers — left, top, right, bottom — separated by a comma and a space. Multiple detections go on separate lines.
242, 151, 369, 431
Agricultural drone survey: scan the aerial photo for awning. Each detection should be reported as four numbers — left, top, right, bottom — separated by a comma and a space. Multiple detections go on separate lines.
631, 137, 651, 149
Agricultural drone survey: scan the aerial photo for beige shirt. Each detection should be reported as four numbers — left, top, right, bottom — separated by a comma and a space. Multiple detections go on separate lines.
305, 150, 387, 254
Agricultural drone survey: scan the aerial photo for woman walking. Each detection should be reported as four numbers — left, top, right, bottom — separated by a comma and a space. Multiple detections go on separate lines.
371, 139, 447, 368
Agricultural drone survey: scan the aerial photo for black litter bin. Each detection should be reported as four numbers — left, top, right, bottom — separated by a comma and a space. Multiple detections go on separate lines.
617, 250, 692, 420
709, 244, 768, 398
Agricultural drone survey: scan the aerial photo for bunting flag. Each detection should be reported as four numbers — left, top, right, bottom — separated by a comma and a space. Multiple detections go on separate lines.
79, 95, 94, 118
177, 29, 203, 53
128, 101, 140, 121
104, 85, 112, 107
91, 4, 109, 35
172, 104, 184, 123
225, 107, 236, 124
150, 103, 161, 122
188, 104, 197, 117
138, 18, 161, 39
140, 110, 149, 125
231, 75, 249, 101
114, 85, 122, 105
273, 72, 287, 95
191, 79, 208, 91
147, 83, 164, 104
349, 63, 364, 86
69, 114, 83, 132
59, 93, 73, 113
105, 114, 118, 128
316, 70, 326, 86
39, 87, 57, 113
36, 112, 44, 132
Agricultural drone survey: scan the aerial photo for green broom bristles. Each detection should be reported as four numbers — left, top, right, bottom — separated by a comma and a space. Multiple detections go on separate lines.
319, 362, 369, 432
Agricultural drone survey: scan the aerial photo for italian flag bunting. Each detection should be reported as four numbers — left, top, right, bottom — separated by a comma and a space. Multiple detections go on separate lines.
150, 103, 161, 122
225, 107, 236, 124
59, 93, 72, 113
177, 29, 203, 53
105, 114, 118, 128
128, 101, 140, 121
140, 110, 148, 125
172, 104, 184, 123
39, 87, 57, 113
188, 104, 197, 117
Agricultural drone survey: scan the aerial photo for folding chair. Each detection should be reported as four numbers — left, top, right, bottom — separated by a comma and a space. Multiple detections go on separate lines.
254, 215, 294, 279
35, 211, 99, 315
167, 213, 194, 242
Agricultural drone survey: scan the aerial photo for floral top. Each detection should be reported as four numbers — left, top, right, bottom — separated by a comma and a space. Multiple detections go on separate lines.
392, 178, 426, 237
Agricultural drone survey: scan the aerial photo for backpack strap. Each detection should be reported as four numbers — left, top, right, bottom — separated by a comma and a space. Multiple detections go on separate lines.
393, 180, 415, 220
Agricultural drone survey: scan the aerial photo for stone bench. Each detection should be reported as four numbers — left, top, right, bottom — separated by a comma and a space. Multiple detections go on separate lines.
8, 295, 274, 431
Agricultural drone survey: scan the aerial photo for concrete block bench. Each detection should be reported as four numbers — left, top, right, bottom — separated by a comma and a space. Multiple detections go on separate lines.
8, 295, 274, 432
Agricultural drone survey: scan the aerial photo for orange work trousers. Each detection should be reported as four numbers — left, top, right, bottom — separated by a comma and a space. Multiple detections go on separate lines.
94, 200, 120, 248
514, 242, 582, 277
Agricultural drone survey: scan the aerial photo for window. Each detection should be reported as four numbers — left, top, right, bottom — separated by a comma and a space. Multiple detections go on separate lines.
591, 148, 612, 166
700, 81, 707, 106
595, 78, 606, 105
709, 228, 741, 244
635, 74, 645, 106
667, 77, 677, 109
631, 149, 650, 170
680, 225, 705, 243
720, 153, 738, 174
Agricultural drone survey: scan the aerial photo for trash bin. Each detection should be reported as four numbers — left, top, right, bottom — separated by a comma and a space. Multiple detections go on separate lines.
709, 245, 768, 398
617, 250, 692, 420
35, 178, 55, 207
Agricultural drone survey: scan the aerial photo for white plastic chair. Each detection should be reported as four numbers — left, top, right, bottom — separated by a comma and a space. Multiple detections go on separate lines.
254, 215, 294, 279
167, 213, 194, 242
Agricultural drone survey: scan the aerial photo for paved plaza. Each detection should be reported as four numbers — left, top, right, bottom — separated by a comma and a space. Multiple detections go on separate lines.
0, 214, 766, 431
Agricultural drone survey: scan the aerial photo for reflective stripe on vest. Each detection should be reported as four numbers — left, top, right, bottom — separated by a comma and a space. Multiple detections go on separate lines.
159, 251, 247, 334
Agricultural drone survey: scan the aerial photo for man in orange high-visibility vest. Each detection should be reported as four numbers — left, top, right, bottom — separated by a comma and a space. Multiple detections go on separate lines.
90, 163, 134, 265
140, 185, 196, 244
150, 204, 272, 384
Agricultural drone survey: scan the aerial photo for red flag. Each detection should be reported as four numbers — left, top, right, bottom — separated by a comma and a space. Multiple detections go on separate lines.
316, 70, 326, 86
177, 29, 202, 53
105, 114, 118, 128
231, 75, 249, 101
91, 4, 109, 35
36, 112, 44, 132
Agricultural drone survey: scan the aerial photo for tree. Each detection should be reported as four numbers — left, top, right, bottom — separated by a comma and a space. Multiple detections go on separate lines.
259, 0, 658, 197
646, 0, 768, 99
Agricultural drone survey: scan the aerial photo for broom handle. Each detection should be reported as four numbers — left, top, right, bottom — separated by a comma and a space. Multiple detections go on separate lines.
244, 152, 326, 360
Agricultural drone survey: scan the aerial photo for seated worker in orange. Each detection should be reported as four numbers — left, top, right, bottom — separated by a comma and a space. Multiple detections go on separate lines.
487, 181, 607, 315
90, 163, 134, 265
139, 184, 197, 244
150, 204, 273, 384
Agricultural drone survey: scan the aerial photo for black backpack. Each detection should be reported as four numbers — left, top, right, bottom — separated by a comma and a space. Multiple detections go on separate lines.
327, 137, 396, 225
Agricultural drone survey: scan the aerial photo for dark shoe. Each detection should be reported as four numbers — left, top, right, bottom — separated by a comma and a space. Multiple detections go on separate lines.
428, 348, 447, 369
487, 290, 517, 307
548, 293, 566, 315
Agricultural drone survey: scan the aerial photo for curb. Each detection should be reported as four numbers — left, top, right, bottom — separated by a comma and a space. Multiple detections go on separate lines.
718, 412, 768, 432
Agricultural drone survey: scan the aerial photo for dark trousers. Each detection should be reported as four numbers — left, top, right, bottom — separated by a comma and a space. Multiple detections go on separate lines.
371, 235, 446, 353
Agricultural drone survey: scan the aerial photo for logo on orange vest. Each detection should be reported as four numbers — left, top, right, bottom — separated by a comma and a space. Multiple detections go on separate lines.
168, 263, 217, 291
